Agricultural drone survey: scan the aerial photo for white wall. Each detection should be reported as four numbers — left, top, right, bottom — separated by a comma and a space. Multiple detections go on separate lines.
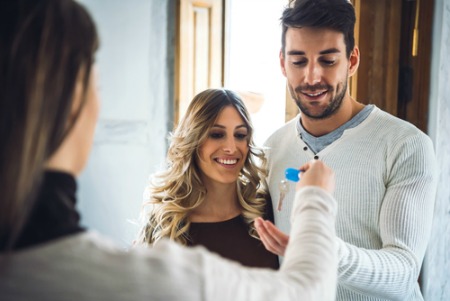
76, 0, 174, 247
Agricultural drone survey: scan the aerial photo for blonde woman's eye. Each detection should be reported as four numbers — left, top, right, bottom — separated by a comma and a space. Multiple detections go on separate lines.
235, 133, 248, 140
209, 132, 224, 139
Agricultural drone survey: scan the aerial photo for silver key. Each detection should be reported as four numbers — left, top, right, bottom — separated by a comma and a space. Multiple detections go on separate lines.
277, 179, 290, 211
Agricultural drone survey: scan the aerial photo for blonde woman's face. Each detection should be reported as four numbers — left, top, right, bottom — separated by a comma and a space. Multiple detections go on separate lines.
197, 106, 249, 187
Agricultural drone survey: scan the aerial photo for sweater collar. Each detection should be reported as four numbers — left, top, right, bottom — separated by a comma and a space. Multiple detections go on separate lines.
14, 171, 84, 250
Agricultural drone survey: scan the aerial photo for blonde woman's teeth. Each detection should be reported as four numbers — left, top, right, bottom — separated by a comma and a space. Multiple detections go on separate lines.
217, 158, 237, 165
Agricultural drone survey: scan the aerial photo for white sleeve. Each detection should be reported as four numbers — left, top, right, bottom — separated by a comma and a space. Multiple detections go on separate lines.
0, 185, 336, 301
336, 133, 438, 300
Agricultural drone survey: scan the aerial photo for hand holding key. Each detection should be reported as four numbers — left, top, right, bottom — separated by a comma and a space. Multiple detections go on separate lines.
277, 168, 303, 211
296, 160, 335, 193
277, 161, 335, 211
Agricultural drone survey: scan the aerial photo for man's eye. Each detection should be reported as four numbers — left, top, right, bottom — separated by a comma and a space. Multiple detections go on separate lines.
321, 60, 335, 66
292, 60, 306, 66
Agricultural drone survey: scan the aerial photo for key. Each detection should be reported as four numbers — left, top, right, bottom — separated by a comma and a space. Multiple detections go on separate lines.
277, 168, 302, 211
277, 179, 289, 211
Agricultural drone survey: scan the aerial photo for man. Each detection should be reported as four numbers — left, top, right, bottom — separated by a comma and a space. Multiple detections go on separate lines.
257, 0, 438, 300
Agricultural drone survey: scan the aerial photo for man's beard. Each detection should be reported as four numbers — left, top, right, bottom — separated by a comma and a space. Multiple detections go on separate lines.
289, 79, 347, 120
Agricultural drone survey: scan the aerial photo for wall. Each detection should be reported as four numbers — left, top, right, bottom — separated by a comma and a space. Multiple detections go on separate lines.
76, 0, 175, 247
422, 0, 450, 299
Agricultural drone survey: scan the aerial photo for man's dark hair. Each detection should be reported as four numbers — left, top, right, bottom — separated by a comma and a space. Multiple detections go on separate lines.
280, 0, 356, 58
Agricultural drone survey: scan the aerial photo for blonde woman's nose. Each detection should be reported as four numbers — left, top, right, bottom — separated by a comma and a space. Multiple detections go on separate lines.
222, 137, 237, 153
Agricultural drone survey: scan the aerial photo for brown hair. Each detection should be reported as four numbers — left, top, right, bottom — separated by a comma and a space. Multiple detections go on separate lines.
0, 0, 99, 251
281, 0, 356, 57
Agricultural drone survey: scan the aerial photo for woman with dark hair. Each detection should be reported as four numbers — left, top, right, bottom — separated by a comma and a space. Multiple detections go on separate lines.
0, 0, 338, 300
137, 89, 278, 268
0, 0, 99, 251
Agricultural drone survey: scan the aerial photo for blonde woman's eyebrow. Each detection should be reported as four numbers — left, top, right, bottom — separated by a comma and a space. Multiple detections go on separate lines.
211, 124, 247, 130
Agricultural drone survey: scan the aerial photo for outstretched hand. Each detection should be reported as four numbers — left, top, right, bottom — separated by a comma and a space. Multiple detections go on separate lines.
254, 218, 289, 256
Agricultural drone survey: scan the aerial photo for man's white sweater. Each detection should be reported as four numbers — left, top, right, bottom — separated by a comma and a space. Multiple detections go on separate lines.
265, 106, 438, 301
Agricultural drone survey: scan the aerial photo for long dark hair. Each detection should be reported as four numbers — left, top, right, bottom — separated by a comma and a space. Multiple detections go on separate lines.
0, 0, 99, 251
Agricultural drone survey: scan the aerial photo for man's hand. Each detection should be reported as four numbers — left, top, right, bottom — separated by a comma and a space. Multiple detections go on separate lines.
254, 218, 289, 256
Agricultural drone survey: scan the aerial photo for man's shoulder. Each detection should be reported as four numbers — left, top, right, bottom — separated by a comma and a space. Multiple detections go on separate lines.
366, 107, 434, 155
370, 107, 427, 136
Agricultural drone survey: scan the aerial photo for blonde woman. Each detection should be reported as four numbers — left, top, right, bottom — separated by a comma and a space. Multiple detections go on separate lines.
138, 89, 279, 269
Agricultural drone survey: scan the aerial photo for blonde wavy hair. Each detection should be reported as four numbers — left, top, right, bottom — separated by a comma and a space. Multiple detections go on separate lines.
137, 89, 269, 246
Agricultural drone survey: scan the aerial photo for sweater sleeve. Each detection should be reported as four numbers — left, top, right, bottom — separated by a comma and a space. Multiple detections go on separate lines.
336, 132, 438, 300
198, 186, 337, 301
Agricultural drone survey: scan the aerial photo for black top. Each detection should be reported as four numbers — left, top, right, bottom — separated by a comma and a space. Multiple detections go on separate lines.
188, 215, 279, 269
14, 171, 84, 250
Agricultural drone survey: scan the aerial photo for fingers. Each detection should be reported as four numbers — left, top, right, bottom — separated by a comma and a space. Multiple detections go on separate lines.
298, 160, 312, 173
256, 219, 284, 255
254, 217, 289, 256
296, 160, 335, 194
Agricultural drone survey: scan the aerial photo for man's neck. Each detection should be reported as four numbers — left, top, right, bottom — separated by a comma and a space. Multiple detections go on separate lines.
301, 97, 365, 137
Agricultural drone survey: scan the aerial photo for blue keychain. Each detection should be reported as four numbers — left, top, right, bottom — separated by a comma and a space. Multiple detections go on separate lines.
277, 168, 301, 211
285, 167, 300, 182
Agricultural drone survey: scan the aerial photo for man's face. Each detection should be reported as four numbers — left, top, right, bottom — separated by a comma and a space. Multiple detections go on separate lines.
280, 27, 357, 120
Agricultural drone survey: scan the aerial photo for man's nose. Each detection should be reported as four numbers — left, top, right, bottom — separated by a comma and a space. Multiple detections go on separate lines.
304, 63, 322, 86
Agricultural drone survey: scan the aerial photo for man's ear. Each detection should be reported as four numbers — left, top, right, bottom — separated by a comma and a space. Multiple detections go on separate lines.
348, 46, 360, 77
279, 50, 287, 77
